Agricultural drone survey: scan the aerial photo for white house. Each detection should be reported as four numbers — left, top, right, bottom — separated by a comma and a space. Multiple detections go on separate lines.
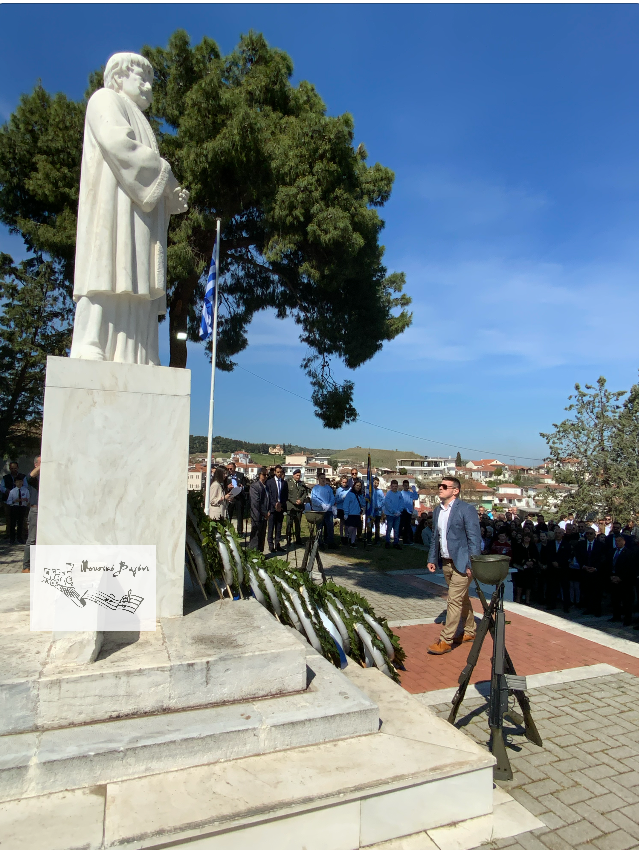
230, 450, 251, 464
285, 453, 311, 466
396, 457, 456, 478
187, 465, 205, 491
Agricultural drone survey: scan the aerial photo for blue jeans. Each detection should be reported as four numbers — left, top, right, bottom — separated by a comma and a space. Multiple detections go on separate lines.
321, 511, 335, 545
385, 515, 400, 544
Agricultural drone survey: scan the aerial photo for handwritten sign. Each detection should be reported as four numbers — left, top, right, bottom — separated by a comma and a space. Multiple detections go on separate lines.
30, 545, 156, 631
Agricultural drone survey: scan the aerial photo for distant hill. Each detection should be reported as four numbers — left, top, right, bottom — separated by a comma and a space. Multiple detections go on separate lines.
331, 447, 423, 469
189, 436, 424, 471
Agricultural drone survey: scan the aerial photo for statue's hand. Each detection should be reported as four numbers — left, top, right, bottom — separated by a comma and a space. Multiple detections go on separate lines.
171, 186, 189, 214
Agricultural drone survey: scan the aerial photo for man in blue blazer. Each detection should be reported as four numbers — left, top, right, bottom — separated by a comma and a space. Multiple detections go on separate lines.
427, 476, 482, 655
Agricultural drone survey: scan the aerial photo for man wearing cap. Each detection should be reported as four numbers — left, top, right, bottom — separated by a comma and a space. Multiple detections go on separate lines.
426, 476, 482, 655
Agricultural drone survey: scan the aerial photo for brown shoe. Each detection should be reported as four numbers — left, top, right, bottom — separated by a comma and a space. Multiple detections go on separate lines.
427, 640, 452, 655
453, 634, 475, 645
21, 568, 30, 573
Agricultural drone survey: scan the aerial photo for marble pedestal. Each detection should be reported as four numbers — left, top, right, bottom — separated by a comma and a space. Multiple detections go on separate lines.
37, 357, 191, 618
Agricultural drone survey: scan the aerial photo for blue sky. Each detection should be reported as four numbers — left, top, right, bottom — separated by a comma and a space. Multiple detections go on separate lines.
1, 4, 638, 461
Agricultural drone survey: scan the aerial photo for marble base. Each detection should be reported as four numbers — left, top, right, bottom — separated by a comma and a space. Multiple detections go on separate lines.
1, 649, 378, 803
0, 586, 307, 735
37, 356, 191, 618
0, 662, 496, 850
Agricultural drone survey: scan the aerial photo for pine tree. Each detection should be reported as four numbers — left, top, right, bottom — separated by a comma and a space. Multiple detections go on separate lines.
0, 253, 74, 457
0, 30, 411, 429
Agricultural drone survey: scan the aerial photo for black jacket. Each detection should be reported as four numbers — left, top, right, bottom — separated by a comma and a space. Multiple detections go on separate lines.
265, 476, 289, 513
608, 546, 637, 583
544, 539, 573, 570
225, 470, 248, 496
574, 539, 605, 572
249, 480, 270, 522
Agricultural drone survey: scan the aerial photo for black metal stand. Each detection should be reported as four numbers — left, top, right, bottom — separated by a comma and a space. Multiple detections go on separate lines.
300, 518, 326, 584
448, 579, 542, 781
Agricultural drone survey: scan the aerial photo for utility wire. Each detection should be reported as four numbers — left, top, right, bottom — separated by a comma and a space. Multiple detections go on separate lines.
234, 364, 546, 463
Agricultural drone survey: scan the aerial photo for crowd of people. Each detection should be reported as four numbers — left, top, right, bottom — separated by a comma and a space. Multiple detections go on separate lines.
1, 457, 40, 573
471, 508, 639, 626
208, 462, 639, 628
207, 462, 423, 553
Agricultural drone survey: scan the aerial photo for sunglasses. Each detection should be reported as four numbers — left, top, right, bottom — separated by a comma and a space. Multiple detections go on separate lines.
438, 484, 455, 490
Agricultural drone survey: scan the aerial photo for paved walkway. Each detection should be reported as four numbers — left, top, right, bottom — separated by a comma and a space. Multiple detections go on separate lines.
430, 673, 639, 850
0, 539, 24, 574
322, 553, 639, 849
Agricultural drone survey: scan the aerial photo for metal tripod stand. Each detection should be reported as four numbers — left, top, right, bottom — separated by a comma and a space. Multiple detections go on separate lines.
299, 513, 327, 585
448, 579, 543, 780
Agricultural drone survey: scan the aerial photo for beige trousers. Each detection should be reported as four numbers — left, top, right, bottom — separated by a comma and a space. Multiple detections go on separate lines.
440, 562, 476, 644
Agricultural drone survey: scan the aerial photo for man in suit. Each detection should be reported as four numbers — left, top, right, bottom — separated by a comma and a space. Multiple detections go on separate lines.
608, 535, 637, 626
1, 461, 25, 541
225, 462, 248, 535
574, 528, 605, 616
248, 468, 270, 552
426, 476, 482, 655
266, 465, 289, 553
226, 461, 248, 534
544, 527, 573, 611
286, 469, 309, 545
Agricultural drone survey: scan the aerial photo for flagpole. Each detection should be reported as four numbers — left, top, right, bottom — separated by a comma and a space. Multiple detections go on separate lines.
204, 217, 221, 516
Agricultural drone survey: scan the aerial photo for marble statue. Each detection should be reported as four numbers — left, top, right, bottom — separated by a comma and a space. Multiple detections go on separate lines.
70, 52, 189, 365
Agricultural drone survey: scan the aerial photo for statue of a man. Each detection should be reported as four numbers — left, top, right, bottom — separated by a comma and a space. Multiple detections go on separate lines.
70, 52, 189, 365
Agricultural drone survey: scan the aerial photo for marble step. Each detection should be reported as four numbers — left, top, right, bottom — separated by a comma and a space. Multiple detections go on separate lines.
0, 649, 379, 803
1, 595, 308, 735
0, 664, 497, 850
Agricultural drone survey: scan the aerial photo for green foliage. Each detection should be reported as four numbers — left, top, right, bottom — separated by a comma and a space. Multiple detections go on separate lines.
398, 467, 407, 476
0, 253, 73, 457
455, 451, 462, 467
186, 492, 404, 677
541, 376, 631, 519
0, 29, 411, 430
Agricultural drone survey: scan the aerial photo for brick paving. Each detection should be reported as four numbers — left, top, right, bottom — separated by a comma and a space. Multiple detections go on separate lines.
395, 600, 639, 694
430, 673, 639, 850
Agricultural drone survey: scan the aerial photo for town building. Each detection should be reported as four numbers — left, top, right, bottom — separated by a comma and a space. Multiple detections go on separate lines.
187, 464, 206, 491
395, 457, 457, 478
268, 445, 284, 455
230, 450, 251, 464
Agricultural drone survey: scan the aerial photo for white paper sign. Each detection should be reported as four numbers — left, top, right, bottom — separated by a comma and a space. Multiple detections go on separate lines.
30, 545, 156, 631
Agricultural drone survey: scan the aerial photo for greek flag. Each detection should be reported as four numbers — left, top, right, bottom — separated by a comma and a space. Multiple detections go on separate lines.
199, 240, 217, 341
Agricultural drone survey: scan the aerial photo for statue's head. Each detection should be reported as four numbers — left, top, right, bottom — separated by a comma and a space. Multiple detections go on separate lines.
104, 52, 154, 111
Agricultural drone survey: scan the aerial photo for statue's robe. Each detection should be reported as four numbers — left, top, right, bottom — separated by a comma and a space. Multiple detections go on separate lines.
70, 88, 173, 365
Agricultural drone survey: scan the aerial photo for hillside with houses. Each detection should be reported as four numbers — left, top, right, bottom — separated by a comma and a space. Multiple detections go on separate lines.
187, 440, 574, 517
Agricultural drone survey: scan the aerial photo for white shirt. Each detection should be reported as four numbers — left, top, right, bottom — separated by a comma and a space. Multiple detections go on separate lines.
437, 498, 456, 558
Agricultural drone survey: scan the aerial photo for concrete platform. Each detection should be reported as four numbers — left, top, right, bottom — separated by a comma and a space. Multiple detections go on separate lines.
0, 650, 379, 803
0, 660, 497, 850
0, 578, 307, 734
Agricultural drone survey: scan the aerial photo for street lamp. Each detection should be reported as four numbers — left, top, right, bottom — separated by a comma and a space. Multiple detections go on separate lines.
176, 332, 187, 340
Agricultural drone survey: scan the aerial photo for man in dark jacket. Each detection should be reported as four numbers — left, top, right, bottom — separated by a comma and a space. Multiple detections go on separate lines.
574, 528, 605, 616
2, 461, 25, 542
249, 468, 270, 552
544, 528, 573, 611
608, 535, 637, 626
266, 465, 289, 552
225, 462, 248, 535
286, 469, 308, 545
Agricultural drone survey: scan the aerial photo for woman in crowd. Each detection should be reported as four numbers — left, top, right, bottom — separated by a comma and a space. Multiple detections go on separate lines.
342, 480, 366, 548
512, 531, 538, 604
335, 475, 351, 543
210, 466, 232, 520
